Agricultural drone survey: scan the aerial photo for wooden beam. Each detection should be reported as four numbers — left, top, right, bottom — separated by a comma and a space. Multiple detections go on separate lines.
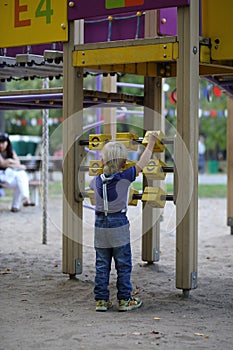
142, 76, 163, 263
62, 21, 84, 277
142, 10, 163, 263
73, 38, 178, 67
227, 97, 233, 235
175, 0, 199, 295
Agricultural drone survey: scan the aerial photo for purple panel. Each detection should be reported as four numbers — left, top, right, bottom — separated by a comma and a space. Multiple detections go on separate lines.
205, 77, 233, 98
84, 14, 144, 43
1, 43, 63, 57
157, 8, 177, 36
68, 0, 190, 21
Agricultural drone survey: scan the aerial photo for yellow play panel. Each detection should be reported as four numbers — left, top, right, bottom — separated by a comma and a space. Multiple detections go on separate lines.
0, 0, 68, 47
202, 0, 233, 60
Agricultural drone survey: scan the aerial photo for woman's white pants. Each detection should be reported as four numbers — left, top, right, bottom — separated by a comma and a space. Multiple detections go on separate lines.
0, 168, 30, 209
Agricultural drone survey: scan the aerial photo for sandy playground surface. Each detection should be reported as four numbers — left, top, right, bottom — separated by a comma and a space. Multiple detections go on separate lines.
0, 189, 233, 350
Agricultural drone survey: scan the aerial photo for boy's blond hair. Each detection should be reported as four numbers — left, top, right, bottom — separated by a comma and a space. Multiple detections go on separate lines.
101, 141, 128, 175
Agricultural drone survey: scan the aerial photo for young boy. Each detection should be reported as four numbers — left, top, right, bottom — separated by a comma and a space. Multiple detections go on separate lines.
90, 131, 158, 311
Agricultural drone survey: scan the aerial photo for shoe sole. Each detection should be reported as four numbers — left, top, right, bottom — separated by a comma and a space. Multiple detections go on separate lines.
96, 306, 108, 312
118, 300, 142, 312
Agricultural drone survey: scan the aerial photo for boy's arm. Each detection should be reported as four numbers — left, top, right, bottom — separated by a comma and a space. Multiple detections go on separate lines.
135, 131, 158, 176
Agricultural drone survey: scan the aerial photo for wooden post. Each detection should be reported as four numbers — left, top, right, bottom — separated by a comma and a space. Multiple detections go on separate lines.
62, 21, 84, 277
227, 97, 233, 235
142, 10, 163, 263
103, 75, 117, 137
142, 77, 163, 263
176, 0, 199, 295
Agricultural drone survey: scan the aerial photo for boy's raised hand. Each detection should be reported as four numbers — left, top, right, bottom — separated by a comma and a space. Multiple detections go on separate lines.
147, 131, 159, 150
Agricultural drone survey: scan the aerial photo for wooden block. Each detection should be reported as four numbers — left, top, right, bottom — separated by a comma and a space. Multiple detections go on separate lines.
89, 134, 112, 150
142, 130, 165, 152
88, 159, 136, 176
89, 160, 103, 176
141, 186, 166, 208
87, 190, 95, 205
143, 159, 168, 180
116, 132, 139, 150
116, 132, 138, 140
128, 188, 139, 206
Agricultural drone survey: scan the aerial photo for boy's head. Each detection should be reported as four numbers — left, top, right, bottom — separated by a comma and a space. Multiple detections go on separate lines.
101, 141, 127, 175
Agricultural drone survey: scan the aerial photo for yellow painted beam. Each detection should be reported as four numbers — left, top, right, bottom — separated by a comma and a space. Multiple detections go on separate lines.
73, 42, 178, 67
85, 62, 176, 77
202, 0, 233, 60
200, 44, 211, 64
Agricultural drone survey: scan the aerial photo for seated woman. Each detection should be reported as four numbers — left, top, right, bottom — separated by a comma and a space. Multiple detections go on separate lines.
0, 133, 35, 212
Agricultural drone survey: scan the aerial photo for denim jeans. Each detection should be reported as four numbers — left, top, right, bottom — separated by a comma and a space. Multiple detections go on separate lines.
94, 243, 133, 301
94, 212, 130, 248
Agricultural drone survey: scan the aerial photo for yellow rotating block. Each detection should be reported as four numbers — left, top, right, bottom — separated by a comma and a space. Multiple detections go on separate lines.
123, 160, 136, 170
116, 132, 138, 140
141, 186, 166, 208
128, 188, 139, 206
120, 140, 138, 150
89, 160, 136, 176
142, 130, 165, 153
89, 160, 103, 176
143, 159, 168, 180
89, 134, 112, 150
116, 132, 139, 150
87, 190, 95, 206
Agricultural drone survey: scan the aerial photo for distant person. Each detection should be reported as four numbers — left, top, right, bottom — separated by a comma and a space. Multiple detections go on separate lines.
53, 146, 63, 172
90, 131, 158, 312
0, 133, 35, 212
198, 135, 206, 174
53, 145, 63, 158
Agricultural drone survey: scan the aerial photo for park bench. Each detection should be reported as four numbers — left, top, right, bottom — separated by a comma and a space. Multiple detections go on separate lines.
0, 156, 62, 206
20, 156, 63, 205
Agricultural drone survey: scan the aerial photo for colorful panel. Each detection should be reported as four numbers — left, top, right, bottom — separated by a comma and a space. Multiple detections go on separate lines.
106, 0, 125, 8
68, 0, 190, 21
106, 0, 144, 9
157, 8, 177, 36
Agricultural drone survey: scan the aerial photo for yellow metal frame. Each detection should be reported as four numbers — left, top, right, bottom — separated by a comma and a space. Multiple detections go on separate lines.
73, 43, 178, 67
73, 36, 233, 77
73, 38, 178, 70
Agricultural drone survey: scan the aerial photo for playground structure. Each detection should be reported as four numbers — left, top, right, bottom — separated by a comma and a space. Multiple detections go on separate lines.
1, 0, 233, 296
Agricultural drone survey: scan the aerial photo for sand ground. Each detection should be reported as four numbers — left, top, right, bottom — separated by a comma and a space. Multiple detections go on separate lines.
0, 190, 233, 350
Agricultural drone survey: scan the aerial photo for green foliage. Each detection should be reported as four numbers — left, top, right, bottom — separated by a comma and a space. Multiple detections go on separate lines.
199, 78, 227, 159
199, 116, 226, 159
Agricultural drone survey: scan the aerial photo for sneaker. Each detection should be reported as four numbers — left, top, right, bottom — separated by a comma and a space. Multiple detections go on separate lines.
95, 300, 112, 312
118, 297, 142, 312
